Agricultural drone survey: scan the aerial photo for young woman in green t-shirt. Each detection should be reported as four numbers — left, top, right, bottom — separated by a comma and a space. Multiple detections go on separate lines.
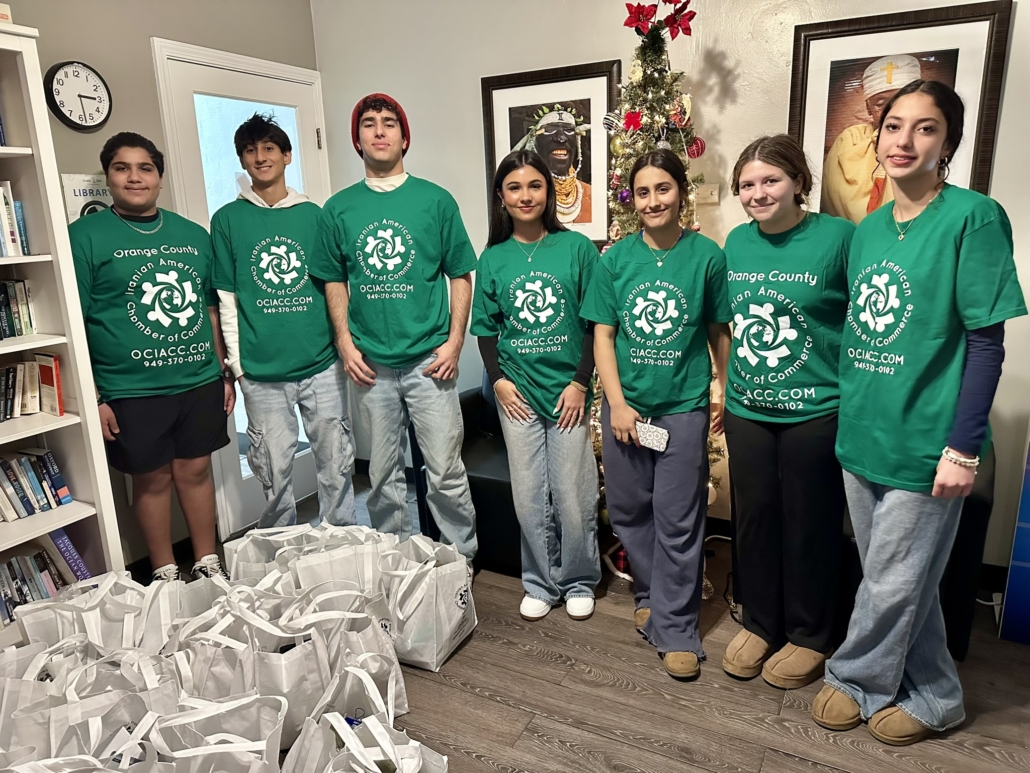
471, 150, 601, 622
814, 81, 1027, 745
582, 150, 732, 680
721, 135, 853, 690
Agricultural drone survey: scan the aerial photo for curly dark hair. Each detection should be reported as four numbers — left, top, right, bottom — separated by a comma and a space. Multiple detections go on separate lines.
233, 113, 292, 157
356, 96, 405, 138
100, 132, 164, 177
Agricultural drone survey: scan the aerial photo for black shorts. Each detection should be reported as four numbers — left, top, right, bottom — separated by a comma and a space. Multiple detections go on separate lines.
104, 379, 231, 475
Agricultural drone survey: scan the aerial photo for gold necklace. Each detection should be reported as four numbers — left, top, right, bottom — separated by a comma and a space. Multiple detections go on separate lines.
642, 229, 681, 268
513, 233, 546, 262
554, 172, 578, 209
892, 189, 941, 241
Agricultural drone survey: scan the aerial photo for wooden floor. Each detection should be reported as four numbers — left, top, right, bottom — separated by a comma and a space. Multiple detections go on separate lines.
395, 544, 1030, 773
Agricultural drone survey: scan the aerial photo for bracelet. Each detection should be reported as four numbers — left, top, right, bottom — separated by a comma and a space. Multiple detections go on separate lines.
569, 381, 588, 393
942, 447, 979, 469
96, 395, 104, 406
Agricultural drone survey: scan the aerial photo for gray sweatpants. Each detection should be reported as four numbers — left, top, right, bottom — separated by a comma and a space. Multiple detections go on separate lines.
601, 401, 709, 656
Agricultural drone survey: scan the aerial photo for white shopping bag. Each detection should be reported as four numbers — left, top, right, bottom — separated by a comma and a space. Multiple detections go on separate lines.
293, 530, 399, 594
279, 715, 337, 773
0, 755, 117, 772
63, 654, 180, 715
379, 536, 477, 671
225, 524, 319, 580
308, 666, 395, 728
149, 694, 286, 770
323, 714, 448, 773
170, 641, 244, 701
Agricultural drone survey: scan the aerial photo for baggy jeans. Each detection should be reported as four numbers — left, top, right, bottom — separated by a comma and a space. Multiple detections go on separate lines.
355, 354, 477, 560
601, 401, 709, 656
497, 404, 601, 604
241, 359, 356, 529
824, 470, 965, 731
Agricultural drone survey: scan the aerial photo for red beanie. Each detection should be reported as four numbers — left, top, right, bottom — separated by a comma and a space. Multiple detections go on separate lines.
351, 93, 410, 156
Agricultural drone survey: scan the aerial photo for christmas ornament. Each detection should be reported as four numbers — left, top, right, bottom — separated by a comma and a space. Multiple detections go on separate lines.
610, 135, 627, 156
609, 221, 622, 240
618, 188, 633, 204
610, 171, 621, 189
623, 111, 643, 132
656, 139, 672, 150
682, 93, 692, 120
603, 111, 623, 132
630, 60, 644, 83
689, 221, 702, 232
623, 3, 657, 35
687, 136, 706, 158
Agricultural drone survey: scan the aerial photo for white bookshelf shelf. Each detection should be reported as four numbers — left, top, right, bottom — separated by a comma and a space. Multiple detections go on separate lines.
0, 254, 53, 265
0, 412, 80, 445
0, 146, 32, 158
0, 500, 97, 553
0, 332, 66, 354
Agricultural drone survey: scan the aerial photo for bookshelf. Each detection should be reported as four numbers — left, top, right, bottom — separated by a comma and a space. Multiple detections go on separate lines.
0, 23, 123, 642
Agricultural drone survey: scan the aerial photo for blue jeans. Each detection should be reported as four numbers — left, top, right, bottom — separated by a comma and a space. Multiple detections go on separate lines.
355, 354, 477, 560
240, 359, 356, 529
825, 470, 965, 731
496, 404, 600, 604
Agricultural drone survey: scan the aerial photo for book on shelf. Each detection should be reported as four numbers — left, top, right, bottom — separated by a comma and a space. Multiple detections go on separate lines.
20, 361, 39, 414
41, 528, 90, 581
10, 362, 22, 418
34, 353, 62, 416
13, 280, 32, 334
33, 553, 57, 597
20, 447, 71, 505
13, 201, 28, 255
0, 457, 31, 516
2, 365, 13, 419
4, 454, 48, 512
0, 282, 12, 337
0, 183, 19, 257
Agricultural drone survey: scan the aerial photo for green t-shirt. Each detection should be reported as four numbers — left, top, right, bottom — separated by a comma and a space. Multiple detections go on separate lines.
836, 185, 1027, 492
310, 176, 478, 368
580, 231, 732, 417
210, 198, 336, 382
724, 212, 854, 422
70, 208, 221, 401
470, 230, 597, 418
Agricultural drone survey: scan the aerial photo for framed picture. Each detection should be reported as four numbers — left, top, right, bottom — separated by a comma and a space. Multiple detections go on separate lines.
482, 60, 620, 244
787, 0, 1012, 225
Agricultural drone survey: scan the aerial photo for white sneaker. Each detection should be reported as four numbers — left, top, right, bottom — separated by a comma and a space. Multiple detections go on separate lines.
151, 563, 180, 583
519, 595, 552, 621
566, 596, 595, 620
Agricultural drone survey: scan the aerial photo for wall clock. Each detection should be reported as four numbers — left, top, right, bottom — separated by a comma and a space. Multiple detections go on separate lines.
43, 61, 112, 131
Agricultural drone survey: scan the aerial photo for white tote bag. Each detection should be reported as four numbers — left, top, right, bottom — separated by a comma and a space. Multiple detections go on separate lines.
149, 694, 286, 771
293, 531, 399, 594
379, 537, 477, 671
279, 716, 337, 773
323, 714, 448, 773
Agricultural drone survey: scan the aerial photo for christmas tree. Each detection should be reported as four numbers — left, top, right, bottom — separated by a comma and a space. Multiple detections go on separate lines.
605, 1, 708, 243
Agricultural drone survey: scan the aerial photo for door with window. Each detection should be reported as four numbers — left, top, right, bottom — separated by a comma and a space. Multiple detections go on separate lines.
152, 39, 332, 539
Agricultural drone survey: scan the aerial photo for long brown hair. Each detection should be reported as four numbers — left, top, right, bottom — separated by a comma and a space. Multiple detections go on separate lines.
487, 151, 568, 248
731, 134, 813, 206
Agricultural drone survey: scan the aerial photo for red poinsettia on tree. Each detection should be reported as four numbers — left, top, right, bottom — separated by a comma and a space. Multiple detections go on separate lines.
624, 0, 695, 39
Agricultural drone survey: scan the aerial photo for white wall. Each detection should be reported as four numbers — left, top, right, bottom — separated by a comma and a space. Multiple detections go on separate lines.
312, 0, 1030, 565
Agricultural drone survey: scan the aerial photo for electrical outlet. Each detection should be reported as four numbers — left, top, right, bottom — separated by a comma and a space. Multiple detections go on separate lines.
696, 183, 719, 205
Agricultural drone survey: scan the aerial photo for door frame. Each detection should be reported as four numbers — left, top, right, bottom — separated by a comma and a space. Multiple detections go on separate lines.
151, 37, 332, 212
150, 38, 333, 539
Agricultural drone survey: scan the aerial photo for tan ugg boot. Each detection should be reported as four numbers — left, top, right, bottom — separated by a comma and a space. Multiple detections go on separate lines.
663, 651, 700, 679
634, 607, 651, 633
868, 706, 931, 746
812, 684, 861, 731
722, 630, 772, 679
762, 644, 827, 689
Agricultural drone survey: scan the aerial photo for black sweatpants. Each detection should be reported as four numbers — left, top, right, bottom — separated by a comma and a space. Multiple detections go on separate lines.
723, 411, 845, 653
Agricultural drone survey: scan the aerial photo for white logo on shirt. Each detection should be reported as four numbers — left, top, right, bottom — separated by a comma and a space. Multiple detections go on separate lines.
140, 271, 197, 328
856, 273, 900, 332
259, 245, 301, 285
514, 279, 558, 324
734, 302, 798, 367
356, 219, 417, 282
364, 228, 406, 272
632, 290, 680, 336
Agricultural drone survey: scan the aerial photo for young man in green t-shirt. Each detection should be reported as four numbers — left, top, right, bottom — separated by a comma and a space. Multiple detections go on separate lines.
212, 114, 354, 529
311, 94, 478, 562
70, 132, 234, 582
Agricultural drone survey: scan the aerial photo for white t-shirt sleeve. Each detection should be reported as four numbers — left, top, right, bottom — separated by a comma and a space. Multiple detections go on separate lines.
217, 289, 244, 378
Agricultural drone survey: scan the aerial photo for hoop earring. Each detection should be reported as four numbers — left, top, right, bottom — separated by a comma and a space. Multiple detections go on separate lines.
939, 158, 950, 183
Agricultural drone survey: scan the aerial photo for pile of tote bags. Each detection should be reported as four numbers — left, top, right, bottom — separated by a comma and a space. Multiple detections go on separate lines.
0, 524, 477, 772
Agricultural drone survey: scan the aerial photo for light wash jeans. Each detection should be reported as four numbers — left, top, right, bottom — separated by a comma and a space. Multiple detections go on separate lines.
496, 404, 600, 604
355, 353, 477, 559
240, 359, 356, 529
825, 470, 965, 731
